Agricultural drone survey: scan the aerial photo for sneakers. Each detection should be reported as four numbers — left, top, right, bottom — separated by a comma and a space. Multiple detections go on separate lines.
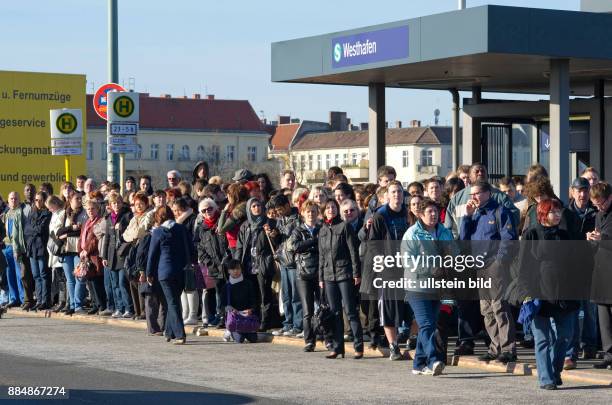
389, 344, 403, 361
563, 358, 577, 370
99, 309, 114, 317
111, 310, 122, 318
272, 327, 291, 336
496, 352, 517, 364
283, 328, 300, 337
478, 352, 497, 362
431, 361, 445, 376
295, 331, 304, 339
184, 317, 198, 326
540, 384, 557, 390
122, 311, 134, 319
223, 330, 232, 342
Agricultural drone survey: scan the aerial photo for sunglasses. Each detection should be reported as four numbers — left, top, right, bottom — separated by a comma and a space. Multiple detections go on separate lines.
167, 177, 177, 181
201, 207, 214, 213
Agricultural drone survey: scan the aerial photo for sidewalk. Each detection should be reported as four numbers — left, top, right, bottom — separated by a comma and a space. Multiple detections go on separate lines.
7, 308, 612, 386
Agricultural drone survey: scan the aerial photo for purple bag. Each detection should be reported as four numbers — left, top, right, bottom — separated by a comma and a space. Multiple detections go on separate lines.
225, 284, 260, 333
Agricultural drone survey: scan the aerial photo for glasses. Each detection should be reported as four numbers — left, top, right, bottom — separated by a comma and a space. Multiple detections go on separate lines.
343, 208, 356, 214
167, 177, 176, 181
201, 207, 214, 213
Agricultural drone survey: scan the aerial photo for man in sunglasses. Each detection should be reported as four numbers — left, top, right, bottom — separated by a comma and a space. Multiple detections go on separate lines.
167, 170, 182, 188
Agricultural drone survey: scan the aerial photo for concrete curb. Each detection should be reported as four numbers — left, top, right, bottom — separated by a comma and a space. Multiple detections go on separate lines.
7, 309, 612, 386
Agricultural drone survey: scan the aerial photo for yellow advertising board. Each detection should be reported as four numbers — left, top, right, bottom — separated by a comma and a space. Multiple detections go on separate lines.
0, 70, 86, 199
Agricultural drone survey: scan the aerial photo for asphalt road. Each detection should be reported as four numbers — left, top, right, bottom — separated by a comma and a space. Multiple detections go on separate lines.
0, 314, 610, 404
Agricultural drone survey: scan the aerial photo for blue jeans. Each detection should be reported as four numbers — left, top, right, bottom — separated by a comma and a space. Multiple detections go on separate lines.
103, 268, 115, 312
2, 246, 24, 304
61, 255, 79, 310
566, 301, 599, 360
280, 267, 303, 330
109, 269, 133, 313
532, 311, 575, 386
408, 299, 443, 370
29, 256, 51, 307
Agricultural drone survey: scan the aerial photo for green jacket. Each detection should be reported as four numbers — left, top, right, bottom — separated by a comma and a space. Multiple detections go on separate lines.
4, 206, 26, 256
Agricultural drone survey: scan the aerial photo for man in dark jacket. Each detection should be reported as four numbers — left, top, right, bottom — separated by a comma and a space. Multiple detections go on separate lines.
564, 177, 599, 368
192, 161, 209, 185
460, 180, 518, 364
270, 194, 303, 337
588, 182, 612, 369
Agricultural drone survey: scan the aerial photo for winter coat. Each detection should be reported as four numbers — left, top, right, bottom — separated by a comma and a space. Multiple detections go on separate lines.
24, 209, 51, 258
197, 220, 229, 279
217, 202, 247, 249
276, 208, 300, 269
234, 217, 280, 278
56, 207, 88, 254
78, 217, 104, 276
591, 204, 612, 304
318, 218, 360, 283
100, 207, 132, 270
47, 210, 64, 268
287, 223, 320, 281
146, 221, 190, 282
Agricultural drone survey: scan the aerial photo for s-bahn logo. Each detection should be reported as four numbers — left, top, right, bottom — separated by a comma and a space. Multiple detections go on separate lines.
56, 113, 78, 135
113, 96, 135, 118
333, 43, 342, 63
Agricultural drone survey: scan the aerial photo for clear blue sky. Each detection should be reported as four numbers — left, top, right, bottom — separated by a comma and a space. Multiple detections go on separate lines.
2, 0, 579, 126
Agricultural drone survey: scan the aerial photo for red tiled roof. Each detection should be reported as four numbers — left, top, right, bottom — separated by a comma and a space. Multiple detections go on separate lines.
86, 94, 266, 132
270, 123, 300, 151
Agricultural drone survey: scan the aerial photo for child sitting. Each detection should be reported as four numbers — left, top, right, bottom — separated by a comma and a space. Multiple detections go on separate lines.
221, 259, 259, 343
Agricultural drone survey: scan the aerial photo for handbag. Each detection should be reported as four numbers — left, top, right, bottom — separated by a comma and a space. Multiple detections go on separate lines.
47, 232, 66, 257
199, 264, 217, 289
74, 259, 96, 280
312, 288, 335, 336
224, 284, 260, 333
184, 263, 197, 291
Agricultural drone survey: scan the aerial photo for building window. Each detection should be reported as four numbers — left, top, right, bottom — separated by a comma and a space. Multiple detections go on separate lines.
101, 142, 107, 161
247, 146, 257, 162
334, 154, 339, 166
226, 145, 235, 163
180, 145, 190, 161
343, 153, 348, 166
326, 154, 331, 169
197, 145, 205, 161
300, 155, 306, 171
131, 144, 142, 160
420, 149, 433, 166
166, 144, 174, 161
211, 145, 220, 164
150, 144, 159, 160
308, 155, 313, 170
317, 155, 322, 170
351, 153, 358, 165
86, 142, 93, 161
402, 150, 409, 168
361, 152, 368, 161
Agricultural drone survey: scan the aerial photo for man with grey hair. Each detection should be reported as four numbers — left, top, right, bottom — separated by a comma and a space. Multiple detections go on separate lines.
167, 170, 181, 188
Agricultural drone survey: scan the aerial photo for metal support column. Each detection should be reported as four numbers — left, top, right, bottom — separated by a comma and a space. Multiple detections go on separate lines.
549, 59, 570, 203
450, 89, 460, 169
368, 83, 385, 182
107, 0, 119, 182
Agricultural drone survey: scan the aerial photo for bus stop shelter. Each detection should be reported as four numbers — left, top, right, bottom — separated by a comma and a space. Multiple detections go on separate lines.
271, 5, 612, 195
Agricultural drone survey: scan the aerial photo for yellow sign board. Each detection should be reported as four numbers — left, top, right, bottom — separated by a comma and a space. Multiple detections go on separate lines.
0, 70, 86, 199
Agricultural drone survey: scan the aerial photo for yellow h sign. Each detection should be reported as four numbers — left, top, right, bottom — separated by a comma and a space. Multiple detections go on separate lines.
114, 96, 134, 118
56, 113, 77, 134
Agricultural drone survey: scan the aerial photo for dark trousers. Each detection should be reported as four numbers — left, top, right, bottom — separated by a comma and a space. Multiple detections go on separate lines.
160, 278, 185, 339
145, 289, 167, 334
598, 304, 612, 360
251, 272, 273, 329
296, 278, 319, 345
87, 276, 107, 310
18, 255, 35, 306
29, 256, 51, 307
456, 300, 485, 348
325, 279, 363, 354
129, 279, 145, 316
51, 267, 67, 306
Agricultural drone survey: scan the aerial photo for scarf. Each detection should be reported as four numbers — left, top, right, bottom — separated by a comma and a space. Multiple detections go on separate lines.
203, 212, 219, 230
229, 274, 244, 285
176, 208, 193, 225
246, 197, 266, 230
110, 211, 119, 226
80, 216, 100, 251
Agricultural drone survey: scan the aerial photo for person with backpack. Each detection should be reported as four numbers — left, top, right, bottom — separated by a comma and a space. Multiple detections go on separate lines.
318, 199, 363, 359
270, 194, 303, 337
288, 200, 322, 352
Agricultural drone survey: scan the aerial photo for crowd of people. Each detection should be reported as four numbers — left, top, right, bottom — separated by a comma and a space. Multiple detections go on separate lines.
1, 160, 611, 390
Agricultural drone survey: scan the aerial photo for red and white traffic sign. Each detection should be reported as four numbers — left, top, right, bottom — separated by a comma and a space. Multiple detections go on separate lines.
93, 83, 126, 120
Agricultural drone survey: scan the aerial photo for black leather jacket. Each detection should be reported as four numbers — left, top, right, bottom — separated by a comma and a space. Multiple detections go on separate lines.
197, 221, 229, 279
288, 223, 320, 281
318, 218, 360, 282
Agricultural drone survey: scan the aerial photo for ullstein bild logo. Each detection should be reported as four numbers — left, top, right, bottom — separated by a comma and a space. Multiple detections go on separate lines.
333, 40, 377, 63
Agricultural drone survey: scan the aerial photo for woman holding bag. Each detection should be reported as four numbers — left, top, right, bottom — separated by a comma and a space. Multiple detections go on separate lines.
221, 259, 259, 343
